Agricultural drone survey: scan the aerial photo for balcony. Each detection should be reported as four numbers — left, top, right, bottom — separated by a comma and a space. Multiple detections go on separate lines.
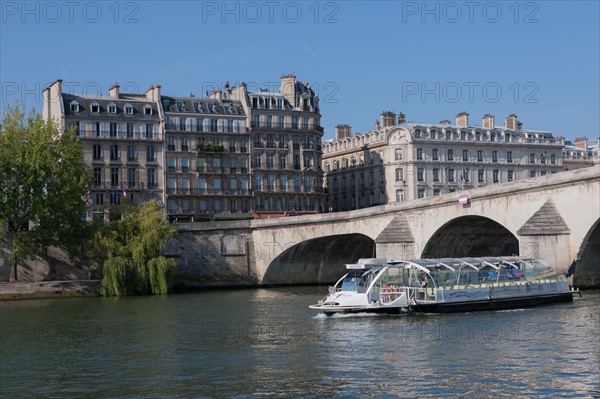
197, 143, 225, 153
250, 122, 324, 132
79, 130, 162, 142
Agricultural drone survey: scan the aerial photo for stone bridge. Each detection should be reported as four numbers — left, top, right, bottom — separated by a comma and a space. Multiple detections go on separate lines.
171, 166, 599, 289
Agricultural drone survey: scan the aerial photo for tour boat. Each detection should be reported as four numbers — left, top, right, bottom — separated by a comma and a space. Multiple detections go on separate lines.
309, 257, 578, 315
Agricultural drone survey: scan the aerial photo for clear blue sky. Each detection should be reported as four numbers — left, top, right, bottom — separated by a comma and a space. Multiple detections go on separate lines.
1, 1, 598, 142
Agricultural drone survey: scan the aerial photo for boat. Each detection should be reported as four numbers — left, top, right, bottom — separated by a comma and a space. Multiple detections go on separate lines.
309, 257, 579, 315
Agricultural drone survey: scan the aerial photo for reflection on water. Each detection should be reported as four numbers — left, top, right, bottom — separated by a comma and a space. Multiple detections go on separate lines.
1, 288, 599, 398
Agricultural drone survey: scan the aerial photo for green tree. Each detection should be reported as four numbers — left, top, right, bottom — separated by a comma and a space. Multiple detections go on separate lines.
0, 105, 93, 281
92, 200, 176, 296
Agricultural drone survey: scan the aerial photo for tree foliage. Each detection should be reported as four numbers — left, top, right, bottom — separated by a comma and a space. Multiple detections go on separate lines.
92, 201, 176, 296
0, 104, 93, 281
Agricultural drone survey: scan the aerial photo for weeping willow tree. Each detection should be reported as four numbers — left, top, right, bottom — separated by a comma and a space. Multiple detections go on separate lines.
92, 200, 176, 296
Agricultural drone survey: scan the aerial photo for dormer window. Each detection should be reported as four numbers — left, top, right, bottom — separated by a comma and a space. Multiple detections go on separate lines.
70, 101, 79, 112
91, 103, 100, 113
108, 103, 117, 114
144, 105, 153, 115
124, 104, 134, 115
414, 129, 421, 138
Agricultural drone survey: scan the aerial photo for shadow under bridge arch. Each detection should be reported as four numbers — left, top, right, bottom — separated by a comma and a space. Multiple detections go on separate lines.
422, 216, 519, 258
573, 218, 600, 289
262, 234, 375, 285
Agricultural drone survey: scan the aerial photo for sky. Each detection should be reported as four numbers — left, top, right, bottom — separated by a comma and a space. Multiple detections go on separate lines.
1, 0, 599, 142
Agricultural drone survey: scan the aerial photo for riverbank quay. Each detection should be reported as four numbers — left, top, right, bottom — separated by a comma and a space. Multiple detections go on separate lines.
0, 280, 101, 300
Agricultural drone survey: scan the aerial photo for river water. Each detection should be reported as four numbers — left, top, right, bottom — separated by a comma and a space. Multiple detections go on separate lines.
1, 287, 599, 398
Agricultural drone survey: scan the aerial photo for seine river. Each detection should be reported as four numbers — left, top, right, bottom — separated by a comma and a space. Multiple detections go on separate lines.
1, 287, 599, 398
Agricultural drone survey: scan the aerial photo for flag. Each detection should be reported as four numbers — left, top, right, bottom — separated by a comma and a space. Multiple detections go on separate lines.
122, 189, 127, 199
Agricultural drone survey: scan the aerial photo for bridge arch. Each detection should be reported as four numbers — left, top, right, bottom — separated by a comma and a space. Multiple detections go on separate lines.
421, 216, 519, 258
574, 218, 600, 288
261, 233, 375, 285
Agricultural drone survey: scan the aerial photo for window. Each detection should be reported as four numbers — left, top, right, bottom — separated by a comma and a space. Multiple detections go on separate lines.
447, 149, 454, 161
91, 103, 100, 113
109, 122, 117, 138
277, 98, 283, 110
94, 193, 103, 206
417, 168, 424, 182
144, 106, 152, 115
448, 169, 455, 182
540, 153, 546, 164
303, 154, 311, 168
507, 151, 513, 163
280, 175, 288, 192
110, 145, 119, 161
268, 175, 275, 191
396, 190, 404, 203
294, 176, 301, 192
147, 168, 156, 189
493, 170, 499, 183
111, 168, 119, 187
490, 133, 496, 142
432, 149, 438, 161
530, 170, 536, 178
196, 118, 204, 132
431, 130, 436, 139
146, 146, 155, 162
417, 189, 425, 199
128, 168, 136, 187
125, 105, 133, 115
476, 132, 481, 141
433, 189, 440, 196
477, 150, 483, 162
227, 120, 234, 133
462, 149, 468, 161
291, 116, 299, 130
433, 168, 439, 182
146, 124, 154, 139
416, 148, 423, 160
279, 134, 286, 148
279, 155, 286, 169
492, 151, 498, 162
108, 104, 117, 114
529, 153, 535, 163
414, 129, 421, 138
445, 130, 451, 140
507, 170, 514, 182
304, 176, 312, 192
395, 168, 404, 182
70, 102, 79, 112
303, 117, 309, 129
95, 122, 101, 137
254, 154, 261, 168
278, 116, 285, 128
478, 169, 484, 183
126, 123, 134, 138
267, 154, 274, 169
94, 168, 102, 187
210, 119, 218, 132
395, 148, 403, 161
551, 154, 556, 164
181, 157, 189, 173
93, 144, 102, 160
127, 145, 136, 161
167, 157, 176, 172
460, 131, 466, 140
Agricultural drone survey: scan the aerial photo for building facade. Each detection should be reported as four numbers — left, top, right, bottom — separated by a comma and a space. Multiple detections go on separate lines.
225, 74, 326, 215
563, 137, 600, 171
161, 94, 249, 222
43, 80, 164, 221
323, 112, 565, 212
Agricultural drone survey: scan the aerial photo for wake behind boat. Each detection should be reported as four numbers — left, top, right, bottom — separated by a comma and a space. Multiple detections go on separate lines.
309, 257, 579, 315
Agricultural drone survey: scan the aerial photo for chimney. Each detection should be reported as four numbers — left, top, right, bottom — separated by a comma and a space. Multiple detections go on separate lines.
574, 137, 588, 149
144, 85, 161, 102
504, 114, 518, 130
375, 120, 381, 130
215, 89, 223, 103
397, 112, 406, 124
380, 111, 396, 128
109, 83, 120, 99
280, 73, 296, 108
482, 114, 495, 129
455, 112, 469, 127
439, 119, 451, 125
335, 124, 351, 140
